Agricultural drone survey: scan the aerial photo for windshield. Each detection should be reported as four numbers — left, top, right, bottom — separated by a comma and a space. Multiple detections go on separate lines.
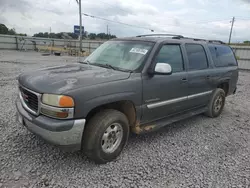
83, 41, 154, 71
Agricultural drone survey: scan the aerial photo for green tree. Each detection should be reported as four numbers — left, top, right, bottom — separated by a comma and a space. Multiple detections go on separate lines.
88, 33, 96, 39
55, 33, 63, 39
8, 28, 16, 35
49, 32, 57, 38
110, 34, 116, 39
33, 32, 44, 37
95, 33, 116, 39
43, 32, 49, 38
97, 33, 107, 39
18, 33, 27, 36
0, 24, 8, 34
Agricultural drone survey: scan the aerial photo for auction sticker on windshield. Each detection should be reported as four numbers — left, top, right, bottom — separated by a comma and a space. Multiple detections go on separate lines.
129, 48, 148, 55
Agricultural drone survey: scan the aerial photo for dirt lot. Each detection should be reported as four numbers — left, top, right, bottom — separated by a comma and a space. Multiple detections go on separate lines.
0, 50, 250, 188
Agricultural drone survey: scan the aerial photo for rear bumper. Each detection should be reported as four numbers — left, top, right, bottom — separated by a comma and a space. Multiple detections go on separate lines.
16, 99, 85, 151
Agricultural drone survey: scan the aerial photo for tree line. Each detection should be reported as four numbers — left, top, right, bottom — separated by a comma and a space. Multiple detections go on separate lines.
33, 32, 81, 39
33, 32, 116, 40
0, 23, 117, 40
0, 24, 27, 36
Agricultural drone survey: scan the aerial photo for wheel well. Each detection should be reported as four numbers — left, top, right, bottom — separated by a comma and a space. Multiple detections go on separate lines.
85, 101, 137, 127
217, 82, 229, 96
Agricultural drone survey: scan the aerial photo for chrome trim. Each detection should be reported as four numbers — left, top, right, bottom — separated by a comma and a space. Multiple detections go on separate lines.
19, 92, 39, 116
147, 96, 187, 109
19, 92, 36, 115
19, 85, 42, 116
40, 103, 74, 119
188, 90, 212, 100
147, 90, 212, 109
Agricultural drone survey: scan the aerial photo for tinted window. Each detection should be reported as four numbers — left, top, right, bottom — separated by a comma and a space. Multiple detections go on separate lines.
155, 45, 184, 72
208, 44, 237, 67
185, 44, 208, 70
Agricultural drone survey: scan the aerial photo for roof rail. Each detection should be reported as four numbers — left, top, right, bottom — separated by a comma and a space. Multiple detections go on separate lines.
135, 34, 225, 44
136, 34, 184, 38
180, 37, 225, 44
208, 40, 225, 44
181, 37, 207, 42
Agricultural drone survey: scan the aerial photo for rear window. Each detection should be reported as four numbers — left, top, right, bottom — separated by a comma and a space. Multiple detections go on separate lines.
208, 44, 237, 67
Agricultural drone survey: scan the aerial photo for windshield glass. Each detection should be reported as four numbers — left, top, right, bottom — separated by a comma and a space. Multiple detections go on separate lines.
83, 41, 154, 71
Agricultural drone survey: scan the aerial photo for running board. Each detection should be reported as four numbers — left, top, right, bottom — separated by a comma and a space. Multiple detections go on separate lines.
132, 107, 207, 134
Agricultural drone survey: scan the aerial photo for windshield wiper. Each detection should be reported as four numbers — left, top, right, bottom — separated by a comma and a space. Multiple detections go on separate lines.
89, 63, 115, 69
92, 63, 132, 73
106, 64, 133, 73
80, 60, 91, 64
104, 64, 117, 70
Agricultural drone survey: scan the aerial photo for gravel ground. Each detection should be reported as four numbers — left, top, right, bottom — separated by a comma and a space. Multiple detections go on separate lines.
0, 50, 250, 188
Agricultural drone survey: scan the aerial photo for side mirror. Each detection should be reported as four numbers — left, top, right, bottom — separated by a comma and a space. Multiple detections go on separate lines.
154, 63, 172, 75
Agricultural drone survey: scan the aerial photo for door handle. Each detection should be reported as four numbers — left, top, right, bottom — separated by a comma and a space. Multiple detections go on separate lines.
181, 78, 188, 82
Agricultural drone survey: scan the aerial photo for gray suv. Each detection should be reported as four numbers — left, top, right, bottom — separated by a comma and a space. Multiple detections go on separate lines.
16, 34, 238, 163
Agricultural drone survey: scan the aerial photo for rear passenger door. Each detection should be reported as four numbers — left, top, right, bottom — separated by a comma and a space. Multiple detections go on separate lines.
185, 44, 213, 107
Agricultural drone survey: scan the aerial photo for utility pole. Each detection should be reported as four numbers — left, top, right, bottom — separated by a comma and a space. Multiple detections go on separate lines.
228, 17, 235, 44
49, 27, 51, 38
107, 25, 109, 39
49, 27, 52, 54
76, 0, 83, 52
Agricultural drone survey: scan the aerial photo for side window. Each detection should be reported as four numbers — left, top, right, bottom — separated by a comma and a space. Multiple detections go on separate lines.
155, 44, 184, 73
208, 44, 237, 67
185, 44, 208, 70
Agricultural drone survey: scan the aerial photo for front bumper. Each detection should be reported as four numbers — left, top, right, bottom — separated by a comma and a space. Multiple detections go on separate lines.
233, 87, 237, 94
16, 99, 86, 151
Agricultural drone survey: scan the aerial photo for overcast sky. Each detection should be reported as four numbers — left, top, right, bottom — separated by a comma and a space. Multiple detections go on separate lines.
0, 0, 250, 42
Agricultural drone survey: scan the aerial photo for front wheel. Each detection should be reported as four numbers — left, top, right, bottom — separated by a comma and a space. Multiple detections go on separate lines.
205, 88, 226, 118
82, 109, 129, 164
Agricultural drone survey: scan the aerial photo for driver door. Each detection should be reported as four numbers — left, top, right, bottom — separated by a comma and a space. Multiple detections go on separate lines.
141, 44, 189, 123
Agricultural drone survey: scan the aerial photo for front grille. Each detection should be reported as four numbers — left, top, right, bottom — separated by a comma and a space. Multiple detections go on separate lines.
19, 86, 39, 112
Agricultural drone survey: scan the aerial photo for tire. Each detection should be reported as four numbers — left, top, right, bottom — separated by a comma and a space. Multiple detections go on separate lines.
82, 109, 129, 164
205, 88, 226, 118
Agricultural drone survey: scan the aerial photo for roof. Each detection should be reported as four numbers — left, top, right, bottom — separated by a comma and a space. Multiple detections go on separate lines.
112, 34, 226, 45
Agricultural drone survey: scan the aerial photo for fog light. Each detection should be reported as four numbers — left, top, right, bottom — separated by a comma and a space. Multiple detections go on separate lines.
40, 105, 74, 119
41, 108, 69, 119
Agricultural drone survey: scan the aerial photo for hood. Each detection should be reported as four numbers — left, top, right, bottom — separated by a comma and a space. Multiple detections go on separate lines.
18, 63, 130, 94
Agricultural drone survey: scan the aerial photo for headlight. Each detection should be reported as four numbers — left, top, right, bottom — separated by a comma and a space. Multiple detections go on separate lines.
41, 94, 74, 119
42, 94, 74, 107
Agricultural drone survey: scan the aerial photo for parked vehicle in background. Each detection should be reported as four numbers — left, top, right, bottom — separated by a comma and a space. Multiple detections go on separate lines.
16, 34, 238, 163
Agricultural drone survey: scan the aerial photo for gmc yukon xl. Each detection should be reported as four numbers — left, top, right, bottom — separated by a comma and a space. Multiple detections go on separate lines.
16, 34, 238, 163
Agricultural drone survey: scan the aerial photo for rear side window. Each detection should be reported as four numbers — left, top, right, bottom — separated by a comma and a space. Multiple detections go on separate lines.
185, 44, 208, 70
155, 44, 184, 73
208, 44, 237, 67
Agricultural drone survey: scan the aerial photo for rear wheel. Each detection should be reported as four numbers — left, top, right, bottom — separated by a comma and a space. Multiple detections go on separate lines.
82, 109, 129, 164
205, 88, 225, 118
